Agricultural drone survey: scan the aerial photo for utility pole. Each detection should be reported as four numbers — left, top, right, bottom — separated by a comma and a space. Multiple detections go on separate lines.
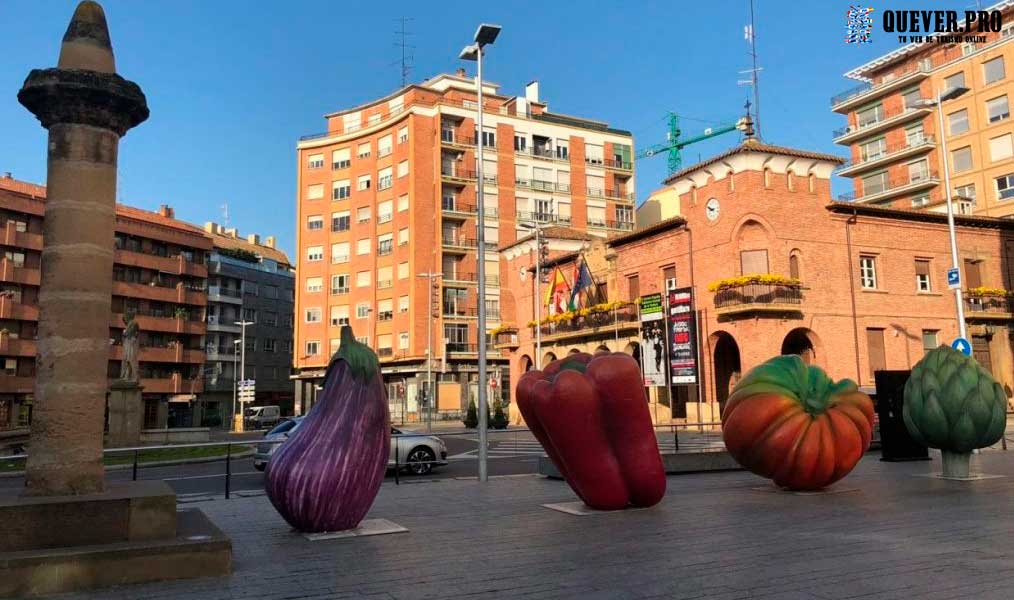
418, 272, 441, 431
235, 320, 253, 428
394, 17, 414, 87
746, 0, 761, 139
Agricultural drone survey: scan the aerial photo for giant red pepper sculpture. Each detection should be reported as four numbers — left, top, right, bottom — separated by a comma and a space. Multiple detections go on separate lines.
516, 352, 666, 510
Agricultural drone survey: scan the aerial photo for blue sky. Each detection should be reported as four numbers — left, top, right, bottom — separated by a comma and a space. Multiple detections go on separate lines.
1, 1, 948, 258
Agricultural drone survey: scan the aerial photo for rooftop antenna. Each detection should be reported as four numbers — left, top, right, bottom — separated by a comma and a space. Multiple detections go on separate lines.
738, 0, 763, 140
221, 203, 229, 229
393, 17, 415, 87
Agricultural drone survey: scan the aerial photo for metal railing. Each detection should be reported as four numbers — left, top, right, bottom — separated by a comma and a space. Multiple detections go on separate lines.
835, 135, 935, 173
965, 295, 1014, 314
830, 64, 931, 107
534, 304, 638, 336
832, 104, 929, 139
713, 283, 804, 309
837, 170, 939, 202
441, 168, 477, 180
604, 158, 633, 170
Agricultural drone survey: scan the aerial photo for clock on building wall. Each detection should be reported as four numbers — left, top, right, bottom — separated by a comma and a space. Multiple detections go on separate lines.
705, 198, 720, 221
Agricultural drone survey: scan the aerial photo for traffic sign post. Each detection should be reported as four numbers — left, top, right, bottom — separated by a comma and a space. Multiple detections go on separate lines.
951, 337, 972, 356
947, 268, 961, 290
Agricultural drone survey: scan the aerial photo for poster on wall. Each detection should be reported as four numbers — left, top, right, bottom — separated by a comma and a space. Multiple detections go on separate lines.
666, 287, 698, 385
638, 294, 667, 387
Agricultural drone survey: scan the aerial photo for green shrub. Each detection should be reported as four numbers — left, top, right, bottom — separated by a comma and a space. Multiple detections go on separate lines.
463, 399, 478, 429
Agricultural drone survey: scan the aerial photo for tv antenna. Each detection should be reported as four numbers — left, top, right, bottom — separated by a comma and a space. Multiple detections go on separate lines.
221, 203, 229, 229
393, 17, 415, 87
738, 0, 763, 140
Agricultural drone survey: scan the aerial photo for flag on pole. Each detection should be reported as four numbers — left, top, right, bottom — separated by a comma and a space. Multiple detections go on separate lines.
544, 268, 571, 316
568, 258, 594, 311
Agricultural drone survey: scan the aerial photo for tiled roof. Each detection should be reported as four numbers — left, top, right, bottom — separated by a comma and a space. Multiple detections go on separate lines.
662, 140, 845, 185
498, 225, 595, 252
825, 201, 1014, 229
114, 203, 207, 237
607, 216, 686, 247
210, 231, 292, 267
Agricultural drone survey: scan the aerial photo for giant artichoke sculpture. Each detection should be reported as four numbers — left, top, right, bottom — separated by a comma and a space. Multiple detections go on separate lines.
903, 345, 1006, 477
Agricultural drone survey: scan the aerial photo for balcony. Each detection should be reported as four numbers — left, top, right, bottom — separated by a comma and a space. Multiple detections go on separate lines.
0, 259, 40, 286
114, 249, 208, 278
493, 328, 519, 350
604, 158, 633, 171
442, 306, 478, 319
442, 272, 500, 287
206, 314, 241, 333
140, 373, 204, 395
604, 189, 636, 202
110, 344, 205, 364
835, 135, 936, 177
516, 211, 556, 224
831, 64, 931, 112
964, 295, 1014, 320
2, 221, 42, 251
0, 333, 36, 357
445, 342, 500, 357
441, 168, 477, 185
713, 283, 804, 317
837, 171, 940, 204
0, 296, 38, 321
532, 304, 639, 343
205, 344, 238, 360
113, 280, 207, 306
587, 219, 635, 232
833, 106, 932, 145
440, 133, 476, 148
112, 312, 206, 335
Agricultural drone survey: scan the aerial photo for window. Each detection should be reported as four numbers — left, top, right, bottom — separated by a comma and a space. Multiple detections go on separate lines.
997, 174, 1014, 200
330, 305, 350, 326
739, 249, 769, 275
331, 242, 349, 264
987, 95, 1010, 123
905, 124, 925, 145
263, 311, 278, 326
514, 133, 527, 152
377, 299, 393, 321
856, 104, 882, 127
357, 206, 371, 223
397, 194, 409, 212
357, 174, 371, 191
305, 308, 322, 323
915, 259, 931, 292
556, 139, 569, 160
477, 128, 495, 147
356, 302, 370, 319
866, 328, 886, 378
305, 341, 320, 356
378, 200, 393, 223
245, 282, 258, 296
860, 138, 886, 161
922, 330, 939, 352
789, 254, 801, 280
378, 235, 393, 256
617, 206, 634, 226
306, 276, 323, 293
378, 167, 393, 190
984, 57, 1005, 85
585, 144, 604, 165
3, 358, 16, 376
378, 135, 393, 157
368, 113, 382, 125
951, 146, 973, 173
862, 171, 888, 196
955, 184, 976, 205
307, 215, 323, 230
911, 194, 930, 208
901, 88, 922, 109
332, 148, 351, 170
397, 262, 409, 279
331, 210, 350, 232
398, 126, 408, 144
586, 205, 606, 227
944, 71, 965, 93
626, 275, 640, 301
306, 245, 323, 262
948, 109, 969, 135
398, 332, 409, 350
306, 184, 324, 200
398, 295, 409, 313
990, 133, 1013, 162
962, 42, 976, 56
908, 159, 929, 182
377, 267, 393, 289
264, 339, 277, 353
331, 274, 350, 295
241, 308, 256, 322
398, 228, 409, 245
307, 153, 324, 169
357, 142, 371, 158
356, 271, 370, 287
859, 256, 877, 289
356, 238, 371, 255
332, 179, 351, 200
397, 160, 409, 178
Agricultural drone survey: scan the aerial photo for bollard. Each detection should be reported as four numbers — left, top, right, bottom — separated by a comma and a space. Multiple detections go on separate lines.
394, 440, 400, 486
132, 449, 139, 481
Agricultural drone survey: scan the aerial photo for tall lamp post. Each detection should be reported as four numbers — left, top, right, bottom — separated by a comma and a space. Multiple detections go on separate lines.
460, 23, 501, 483
418, 272, 442, 431
918, 85, 970, 340
519, 220, 548, 368
235, 320, 253, 430
231, 338, 241, 431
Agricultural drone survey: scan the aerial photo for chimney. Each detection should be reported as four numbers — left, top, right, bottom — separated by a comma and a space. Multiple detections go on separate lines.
525, 80, 540, 103
456, 67, 466, 77
203, 222, 220, 234
265, 236, 276, 248
246, 233, 260, 246
158, 204, 174, 219
225, 227, 238, 238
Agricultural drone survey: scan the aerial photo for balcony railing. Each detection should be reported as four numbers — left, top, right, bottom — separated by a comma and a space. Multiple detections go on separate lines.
534, 304, 638, 338
713, 283, 803, 315
588, 219, 635, 231
442, 306, 478, 318
444, 342, 499, 354
330, 286, 350, 296
832, 104, 930, 142
604, 189, 636, 202
837, 170, 939, 203
441, 237, 477, 249
441, 168, 477, 181
604, 158, 633, 171
209, 286, 241, 298
964, 295, 1014, 318
830, 64, 931, 108
441, 133, 476, 146
516, 211, 556, 223
442, 272, 500, 286
834, 135, 935, 175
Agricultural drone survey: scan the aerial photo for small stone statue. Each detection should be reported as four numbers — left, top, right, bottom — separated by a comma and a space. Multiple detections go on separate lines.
119, 309, 140, 383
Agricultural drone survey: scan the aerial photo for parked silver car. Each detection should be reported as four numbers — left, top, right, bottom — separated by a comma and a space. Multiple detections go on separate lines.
253, 417, 448, 475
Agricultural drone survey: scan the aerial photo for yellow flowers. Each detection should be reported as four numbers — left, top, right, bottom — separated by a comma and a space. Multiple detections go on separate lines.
965, 286, 1011, 297
526, 301, 633, 327
489, 325, 518, 336
707, 274, 802, 292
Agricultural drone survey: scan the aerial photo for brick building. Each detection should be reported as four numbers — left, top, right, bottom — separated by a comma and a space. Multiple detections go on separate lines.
293, 71, 636, 422
502, 140, 1014, 424
832, 2, 1014, 216
0, 174, 212, 431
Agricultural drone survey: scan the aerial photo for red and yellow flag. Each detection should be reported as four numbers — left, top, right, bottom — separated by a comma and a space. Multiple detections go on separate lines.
545, 268, 571, 316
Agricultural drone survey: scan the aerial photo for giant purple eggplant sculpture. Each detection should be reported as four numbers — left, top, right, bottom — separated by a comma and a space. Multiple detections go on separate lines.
266, 326, 390, 532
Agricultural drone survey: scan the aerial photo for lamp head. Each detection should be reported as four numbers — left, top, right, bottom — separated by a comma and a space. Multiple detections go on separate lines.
459, 44, 479, 61
474, 23, 501, 46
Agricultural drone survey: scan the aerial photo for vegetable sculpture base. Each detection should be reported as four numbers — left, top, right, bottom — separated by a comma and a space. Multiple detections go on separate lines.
722, 355, 874, 491
903, 345, 1006, 479
266, 327, 390, 533
517, 352, 666, 510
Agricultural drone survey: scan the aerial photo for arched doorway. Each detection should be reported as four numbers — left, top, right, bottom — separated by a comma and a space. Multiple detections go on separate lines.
542, 352, 557, 366
568, 348, 582, 355
519, 355, 533, 373
596, 344, 611, 354
781, 328, 820, 365
712, 332, 742, 412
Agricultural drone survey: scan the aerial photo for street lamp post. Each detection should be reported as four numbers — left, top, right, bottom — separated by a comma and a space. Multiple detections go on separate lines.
418, 272, 442, 431
519, 221, 546, 369
920, 86, 970, 340
235, 320, 253, 430
460, 23, 501, 483
231, 339, 241, 431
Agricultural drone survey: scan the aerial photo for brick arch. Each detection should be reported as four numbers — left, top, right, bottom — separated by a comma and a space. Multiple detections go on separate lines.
730, 214, 776, 246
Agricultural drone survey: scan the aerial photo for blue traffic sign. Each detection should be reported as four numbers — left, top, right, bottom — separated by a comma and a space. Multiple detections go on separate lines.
951, 337, 972, 356
947, 268, 961, 290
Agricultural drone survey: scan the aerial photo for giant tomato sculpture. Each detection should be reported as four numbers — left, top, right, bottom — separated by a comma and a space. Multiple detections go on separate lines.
722, 355, 874, 490
516, 352, 666, 510
266, 326, 390, 532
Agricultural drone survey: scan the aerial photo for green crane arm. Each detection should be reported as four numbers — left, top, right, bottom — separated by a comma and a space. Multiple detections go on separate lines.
674, 123, 739, 149
636, 143, 673, 159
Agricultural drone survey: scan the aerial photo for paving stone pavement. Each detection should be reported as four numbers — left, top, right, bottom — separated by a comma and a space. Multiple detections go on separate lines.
46, 450, 1014, 600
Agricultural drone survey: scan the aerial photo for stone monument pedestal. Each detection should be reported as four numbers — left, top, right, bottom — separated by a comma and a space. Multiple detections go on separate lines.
0, 480, 231, 597
106, 380, 143, 447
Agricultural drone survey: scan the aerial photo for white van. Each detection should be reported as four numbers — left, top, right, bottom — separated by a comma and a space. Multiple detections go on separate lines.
244, 405, 280, 430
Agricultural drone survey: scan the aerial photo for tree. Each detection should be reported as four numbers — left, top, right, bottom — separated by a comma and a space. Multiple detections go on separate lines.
463, 399, 478, 429
491, 400, 509, 429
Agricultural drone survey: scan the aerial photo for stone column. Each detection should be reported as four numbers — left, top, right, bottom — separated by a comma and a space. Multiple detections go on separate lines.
18, 1, 148, 495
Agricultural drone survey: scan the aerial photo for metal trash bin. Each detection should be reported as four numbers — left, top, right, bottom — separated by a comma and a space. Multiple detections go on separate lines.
874, 370, 930, 462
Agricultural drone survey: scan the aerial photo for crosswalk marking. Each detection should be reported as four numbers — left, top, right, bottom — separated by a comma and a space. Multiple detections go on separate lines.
447, 436, 725, 460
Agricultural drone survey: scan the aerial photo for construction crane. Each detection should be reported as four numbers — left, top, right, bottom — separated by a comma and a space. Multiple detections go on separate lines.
637, 103, 755, 176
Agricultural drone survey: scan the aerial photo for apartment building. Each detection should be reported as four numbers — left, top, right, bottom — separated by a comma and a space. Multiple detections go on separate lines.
0, 174, 211, 432
832, 2, 1014, 216
294, 70, 636, 421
